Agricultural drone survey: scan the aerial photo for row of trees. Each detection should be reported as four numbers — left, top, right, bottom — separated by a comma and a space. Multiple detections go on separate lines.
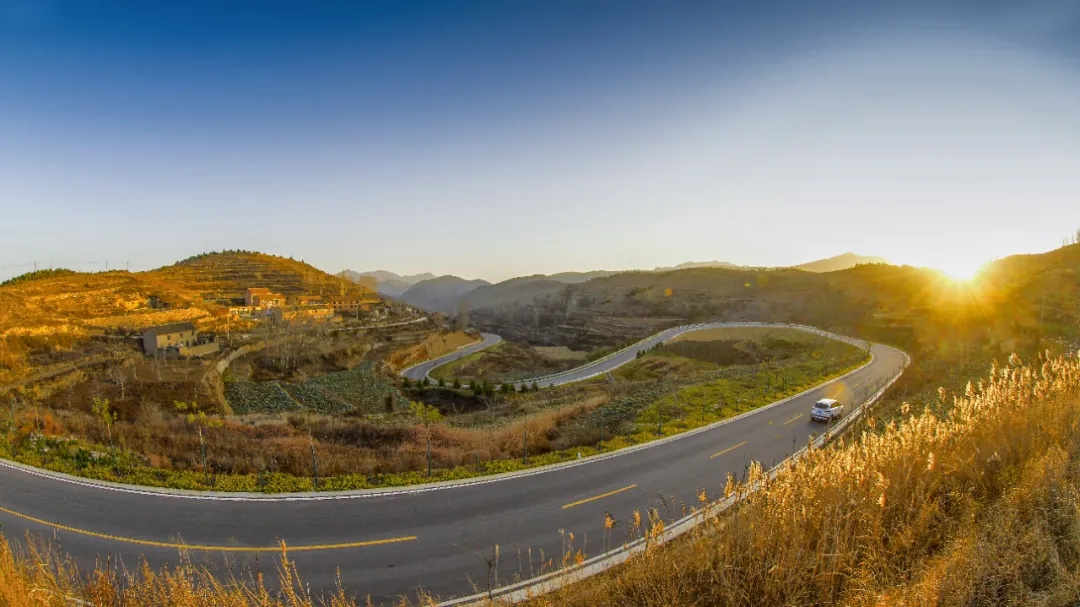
635, 341, 664, 358
400, 376, 541, 395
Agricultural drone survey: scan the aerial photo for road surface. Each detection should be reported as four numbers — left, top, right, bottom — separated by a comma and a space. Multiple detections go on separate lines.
0, 325, 906, 605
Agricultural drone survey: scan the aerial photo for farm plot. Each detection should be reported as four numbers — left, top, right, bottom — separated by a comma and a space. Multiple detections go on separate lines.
225, 381, 300, 415
225, 362, 404, 416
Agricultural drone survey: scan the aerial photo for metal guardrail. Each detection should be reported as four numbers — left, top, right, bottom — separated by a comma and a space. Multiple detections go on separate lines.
437, 337, 908, 606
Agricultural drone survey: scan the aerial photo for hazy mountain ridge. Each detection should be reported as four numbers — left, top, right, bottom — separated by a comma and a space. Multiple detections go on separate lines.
793, 252, 888, 273
338, 269, 437, 297
353, 253, 887, 313
400, 275, 492, 314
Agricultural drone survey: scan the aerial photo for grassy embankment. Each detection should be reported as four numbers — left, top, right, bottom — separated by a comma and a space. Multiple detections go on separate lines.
3, 351, 1079, 606
426, 341, 589, 384
0, 329, 867, 493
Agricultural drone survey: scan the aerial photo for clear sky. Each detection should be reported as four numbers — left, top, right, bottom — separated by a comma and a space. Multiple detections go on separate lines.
2, 1, 1079, 283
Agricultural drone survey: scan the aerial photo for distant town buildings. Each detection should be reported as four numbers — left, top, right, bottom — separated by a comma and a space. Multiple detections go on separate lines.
230, 287, 388, 323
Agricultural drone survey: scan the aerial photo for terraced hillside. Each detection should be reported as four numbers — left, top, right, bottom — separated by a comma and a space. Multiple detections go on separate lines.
0, 251, 386, 386
148, 250, 375, 302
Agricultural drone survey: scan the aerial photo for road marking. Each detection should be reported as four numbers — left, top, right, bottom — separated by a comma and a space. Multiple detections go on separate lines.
562, 484, 637, 509
0, 505, 416, 552
709, 441, 748, 459
784, 414, 804, 425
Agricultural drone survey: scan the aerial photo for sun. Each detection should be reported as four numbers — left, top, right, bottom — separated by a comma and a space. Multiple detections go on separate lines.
937, 261, 985, 283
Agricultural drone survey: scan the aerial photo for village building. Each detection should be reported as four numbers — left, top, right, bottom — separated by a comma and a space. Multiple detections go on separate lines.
245, 287, 285, 308
290, 294, 324, 306
326, 295, 381, 313
272, 304, 336, 323
141, 322, 220, 358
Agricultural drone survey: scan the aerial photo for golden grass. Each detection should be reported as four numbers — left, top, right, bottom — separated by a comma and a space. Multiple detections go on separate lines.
3, 353, 1080, 606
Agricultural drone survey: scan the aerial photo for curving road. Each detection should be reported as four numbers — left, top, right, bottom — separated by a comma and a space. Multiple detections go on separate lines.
400, 332, 502, 383
0, 324, 907, 605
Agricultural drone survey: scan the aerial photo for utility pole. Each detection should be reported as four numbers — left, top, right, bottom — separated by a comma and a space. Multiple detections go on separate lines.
522, 423, 528, 465
427, 433, 432, 477
599, 409, 604, 448
658, 400, 664, 436
310, 437, 319, 489
198, 426, 209, 485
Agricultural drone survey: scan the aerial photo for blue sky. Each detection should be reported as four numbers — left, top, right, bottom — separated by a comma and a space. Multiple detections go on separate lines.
2, 1, 1079, 282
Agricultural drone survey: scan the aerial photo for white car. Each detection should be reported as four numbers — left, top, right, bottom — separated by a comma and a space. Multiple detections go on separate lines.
810, 398, 843, 422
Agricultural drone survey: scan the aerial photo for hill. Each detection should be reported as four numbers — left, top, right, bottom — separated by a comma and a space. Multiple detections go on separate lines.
0, 251, 382, 384
458, 275, 569, 313
339, 269, 437, 297
547, 270, 620, 283
398, 271, 621, 314
400, 275, 491, 314
150, 251, 373, 303
793, 252, 888, 273
652, 260, 743, 272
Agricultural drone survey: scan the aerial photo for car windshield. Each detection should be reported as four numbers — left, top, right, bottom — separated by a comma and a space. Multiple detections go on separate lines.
814, 402, 830, 409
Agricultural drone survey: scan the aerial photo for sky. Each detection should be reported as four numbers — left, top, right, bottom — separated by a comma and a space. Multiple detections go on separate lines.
2, 1, 1079, 283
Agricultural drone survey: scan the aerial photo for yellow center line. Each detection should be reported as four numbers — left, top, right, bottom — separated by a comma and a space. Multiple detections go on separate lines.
562, 484, 637, 509
709, 441, 748, 459
784, 413, 804, 425
0, 505, 416, 552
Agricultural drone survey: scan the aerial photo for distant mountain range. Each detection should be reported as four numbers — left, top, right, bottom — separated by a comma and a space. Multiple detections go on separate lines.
336, 270, 437, 298
793, 252, 888, 273
340, 253, 887, 315
652, 253, 886, 274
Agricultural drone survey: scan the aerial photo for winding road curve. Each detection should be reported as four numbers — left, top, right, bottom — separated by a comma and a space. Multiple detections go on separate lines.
0, 323, 907, 605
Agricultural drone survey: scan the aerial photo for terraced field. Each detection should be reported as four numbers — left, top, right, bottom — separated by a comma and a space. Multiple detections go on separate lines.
227, 362, 405, 416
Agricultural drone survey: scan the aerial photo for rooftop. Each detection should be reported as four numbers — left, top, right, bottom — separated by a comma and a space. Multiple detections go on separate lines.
143, 322, 197, 336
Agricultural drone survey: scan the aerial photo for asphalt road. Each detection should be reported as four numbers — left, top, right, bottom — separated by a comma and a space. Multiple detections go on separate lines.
0, 326, 907, 605
400, 332, 503, 383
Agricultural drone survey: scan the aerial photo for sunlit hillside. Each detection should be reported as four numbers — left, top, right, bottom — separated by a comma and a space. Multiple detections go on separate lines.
149, 251, 374, 301
0, 251, 381, 384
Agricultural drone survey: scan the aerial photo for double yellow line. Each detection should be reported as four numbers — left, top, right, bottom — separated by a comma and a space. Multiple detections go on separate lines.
0, 505, 415, 552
